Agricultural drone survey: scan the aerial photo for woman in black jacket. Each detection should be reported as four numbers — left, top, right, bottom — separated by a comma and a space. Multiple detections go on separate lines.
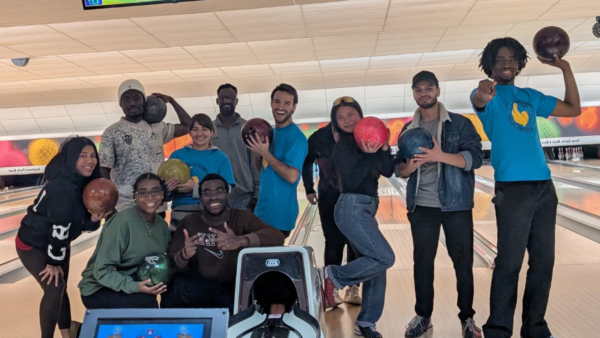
15, 137, 108, 338
322, 97, 395, 338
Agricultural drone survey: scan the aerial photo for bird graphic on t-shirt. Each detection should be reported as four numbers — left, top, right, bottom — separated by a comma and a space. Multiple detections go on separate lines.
511, 102, 529, 127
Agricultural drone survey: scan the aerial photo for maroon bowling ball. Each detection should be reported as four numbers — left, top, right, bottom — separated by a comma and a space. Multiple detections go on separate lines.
83, 178, 118, 214
532, 26, 570, 61
241, 118, 274, 147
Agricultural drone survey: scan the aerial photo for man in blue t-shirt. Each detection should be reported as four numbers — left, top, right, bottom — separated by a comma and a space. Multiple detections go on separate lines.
246, 84, 308, 238
471, 37, 581, 338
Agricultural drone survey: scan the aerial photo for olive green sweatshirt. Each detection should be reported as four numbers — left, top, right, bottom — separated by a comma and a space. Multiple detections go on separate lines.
78, 207, 171, 296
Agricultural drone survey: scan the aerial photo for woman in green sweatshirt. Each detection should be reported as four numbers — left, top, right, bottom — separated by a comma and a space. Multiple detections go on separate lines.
78, 173, 171, 308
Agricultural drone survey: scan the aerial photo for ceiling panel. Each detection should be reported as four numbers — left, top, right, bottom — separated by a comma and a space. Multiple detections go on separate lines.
320, 57, 370, 73
220, 64, 274, 78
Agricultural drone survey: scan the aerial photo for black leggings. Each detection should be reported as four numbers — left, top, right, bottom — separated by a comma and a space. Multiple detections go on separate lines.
319, 189, 357, 266
161, 274, 235, 314
17, 247, 71, 338
81, 287, 158, 309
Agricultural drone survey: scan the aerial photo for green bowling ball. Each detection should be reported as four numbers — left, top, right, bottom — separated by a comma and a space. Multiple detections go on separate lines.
137, 253, 175, 287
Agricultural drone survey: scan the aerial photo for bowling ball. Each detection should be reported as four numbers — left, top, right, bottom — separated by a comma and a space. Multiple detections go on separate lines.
241, 118, 274, 147
396, 127, 434, 160
137, 253, 175, 287
83, 178, 118, 214
354, 116, 388, 148
532, 26, 570, 61
143, 95, 167, 124
157, 159, 190, 184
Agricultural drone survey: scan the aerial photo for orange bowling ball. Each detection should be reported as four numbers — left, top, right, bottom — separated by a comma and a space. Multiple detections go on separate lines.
83, 178, 118, 214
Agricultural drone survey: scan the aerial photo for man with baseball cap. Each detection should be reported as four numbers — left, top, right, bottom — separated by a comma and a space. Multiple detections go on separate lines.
99, 79, 192, 216
396, 71, 484, 338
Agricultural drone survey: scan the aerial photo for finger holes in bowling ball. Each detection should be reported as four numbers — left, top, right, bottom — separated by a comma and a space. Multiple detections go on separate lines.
241, 118, 274, 147
532, 26, 570, 61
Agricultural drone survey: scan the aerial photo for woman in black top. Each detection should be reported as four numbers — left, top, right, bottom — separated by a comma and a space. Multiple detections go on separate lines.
322, 97, 395, 338
15, 137, 108, 338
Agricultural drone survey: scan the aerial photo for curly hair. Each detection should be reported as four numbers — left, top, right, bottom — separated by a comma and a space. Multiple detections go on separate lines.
479, 37, 529, 78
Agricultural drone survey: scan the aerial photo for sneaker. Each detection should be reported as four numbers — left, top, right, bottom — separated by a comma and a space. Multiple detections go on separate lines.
322, 267, 337, 309
461, 318, 482, 338
355, 325, 383, 338
334, 289, 344, 305
344, 285, 362, 305
405, 315, 432, 337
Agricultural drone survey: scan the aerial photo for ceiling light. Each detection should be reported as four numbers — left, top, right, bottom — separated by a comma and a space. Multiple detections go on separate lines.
11, 58, 29, 67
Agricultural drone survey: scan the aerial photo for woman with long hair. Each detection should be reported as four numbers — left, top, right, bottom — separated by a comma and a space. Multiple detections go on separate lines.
322, 97, 396, 338
16, 137, 107, 338
78, 173, 171, 309
168, 113, 235, 230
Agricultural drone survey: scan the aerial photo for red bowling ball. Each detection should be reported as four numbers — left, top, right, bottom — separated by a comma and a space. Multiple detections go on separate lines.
241, 118, 274, 147
83, 178, 118, 214
533, 26, 570, 61
354, 117, 388, 148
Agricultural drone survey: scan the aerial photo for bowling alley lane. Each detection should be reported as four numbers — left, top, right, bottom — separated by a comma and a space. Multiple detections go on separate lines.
0, 188, 40, 203
0, 196, 34, 216
477, 165, 600, 217
548, 163, 600, 185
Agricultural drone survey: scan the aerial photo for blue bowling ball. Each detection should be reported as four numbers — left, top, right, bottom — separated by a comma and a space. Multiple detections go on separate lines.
397, 127, 434, 160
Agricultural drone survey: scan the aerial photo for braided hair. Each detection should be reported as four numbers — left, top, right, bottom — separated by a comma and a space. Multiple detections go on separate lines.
479, 37, 529, 78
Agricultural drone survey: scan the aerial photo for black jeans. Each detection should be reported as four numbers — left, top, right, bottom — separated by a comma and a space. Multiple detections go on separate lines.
484, 180, 557, 338
160, 274, 235, 314
407, 206, 475, 322
319, 189, 357, 266
17, 247, 71, 338
81, 287, 158, 309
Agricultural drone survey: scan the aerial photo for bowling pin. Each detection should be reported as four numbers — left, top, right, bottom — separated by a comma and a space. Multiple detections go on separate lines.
558, 148, 564, 161
566, 147, 571, 161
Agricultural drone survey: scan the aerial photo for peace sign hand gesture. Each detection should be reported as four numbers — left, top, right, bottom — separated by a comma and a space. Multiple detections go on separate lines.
182, 229, 202, 259
206, 222, 249, 251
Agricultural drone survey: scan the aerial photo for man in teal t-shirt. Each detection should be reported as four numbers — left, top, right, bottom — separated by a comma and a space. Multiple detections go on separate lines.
471, 37, 581, 338
246, 84, 308, 238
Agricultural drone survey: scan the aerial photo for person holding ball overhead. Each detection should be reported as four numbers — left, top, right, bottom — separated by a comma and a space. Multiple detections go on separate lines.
471, 37, 580, 338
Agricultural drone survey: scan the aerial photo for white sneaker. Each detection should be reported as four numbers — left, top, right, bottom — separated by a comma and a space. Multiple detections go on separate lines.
334, 289, 344, 305
344, 285, 362, 305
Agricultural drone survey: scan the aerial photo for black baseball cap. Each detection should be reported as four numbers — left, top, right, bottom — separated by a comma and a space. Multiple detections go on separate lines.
412, 71, 439, 88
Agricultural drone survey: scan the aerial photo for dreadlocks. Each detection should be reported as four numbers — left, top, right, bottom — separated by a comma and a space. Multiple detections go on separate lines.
479, 37, 529, 78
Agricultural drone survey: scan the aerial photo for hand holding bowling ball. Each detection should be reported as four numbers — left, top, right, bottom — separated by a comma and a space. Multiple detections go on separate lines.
397, 127, 435, 160
413, 137, 444, 163
354, 117, 389, 152
157, 159, 191, 185
83, 178, 119, 215
137, 253, 175, 289
241, 118, 274, 154
143, 94, 168, 124
533, 26, 570, 62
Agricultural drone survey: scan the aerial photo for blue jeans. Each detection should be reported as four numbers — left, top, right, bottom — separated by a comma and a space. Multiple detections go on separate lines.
327, 193, 395, 327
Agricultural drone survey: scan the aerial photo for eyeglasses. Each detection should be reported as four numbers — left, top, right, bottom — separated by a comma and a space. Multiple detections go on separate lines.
201, 189, 227, 198
333, 96, 356, 107
135, 187, 163, 198
218, 95, 236, 102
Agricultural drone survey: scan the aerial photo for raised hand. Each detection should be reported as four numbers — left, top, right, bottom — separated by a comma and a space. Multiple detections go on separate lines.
474, 79, 497, 107
182, 229, 202, 259
538, 54, 570, 71
150, 93, 173, 104
206, 222, 248, 251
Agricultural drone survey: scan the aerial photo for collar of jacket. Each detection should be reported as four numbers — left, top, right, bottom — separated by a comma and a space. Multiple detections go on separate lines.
407, 101, 452, 130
